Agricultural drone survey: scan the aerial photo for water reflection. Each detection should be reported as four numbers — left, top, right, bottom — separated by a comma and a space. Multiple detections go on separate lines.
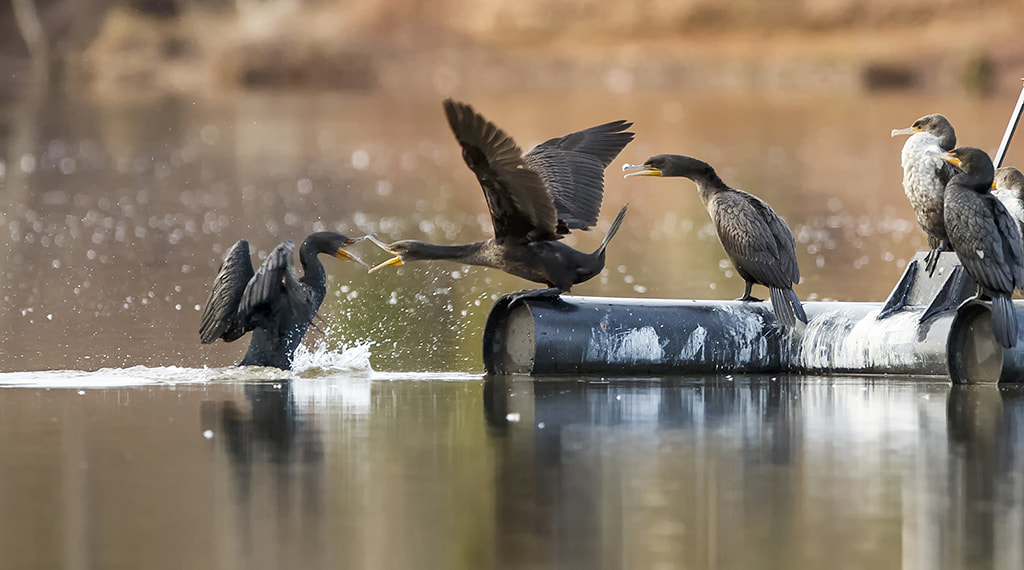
483, 376, 1024, 569
201, 381, 328, 568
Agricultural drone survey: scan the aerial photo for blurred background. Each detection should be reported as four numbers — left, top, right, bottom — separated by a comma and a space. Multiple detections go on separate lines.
2, 0, 1024, 372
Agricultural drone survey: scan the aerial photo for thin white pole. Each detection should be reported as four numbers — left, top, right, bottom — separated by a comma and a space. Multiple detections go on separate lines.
994, 78, 1024, 168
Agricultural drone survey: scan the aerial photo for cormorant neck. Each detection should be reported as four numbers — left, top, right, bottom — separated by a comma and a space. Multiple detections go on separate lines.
938, 129, 956, 152
403, 241, 489, 264
298, 243, 328, 294
690, 172, 729, 203
954, 169, 995, 194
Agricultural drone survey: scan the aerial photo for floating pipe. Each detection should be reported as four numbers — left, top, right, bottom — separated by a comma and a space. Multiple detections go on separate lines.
482, 252, 1022, 383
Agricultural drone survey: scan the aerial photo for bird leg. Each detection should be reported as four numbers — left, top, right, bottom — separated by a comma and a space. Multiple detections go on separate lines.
507, 287, 563, 304
736, 281, 762, 302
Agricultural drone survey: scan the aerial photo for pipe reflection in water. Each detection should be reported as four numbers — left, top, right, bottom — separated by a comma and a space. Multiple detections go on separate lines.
483, 375, 1024, 569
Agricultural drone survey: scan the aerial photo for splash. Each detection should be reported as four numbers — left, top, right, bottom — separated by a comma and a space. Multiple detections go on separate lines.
290, 340, 375, 376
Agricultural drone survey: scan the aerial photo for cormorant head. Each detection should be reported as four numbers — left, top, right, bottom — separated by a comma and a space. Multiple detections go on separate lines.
891, 114, 956, 150
994, 166, 1024, 196
931, 147, 995, 191
301, 231, 369, 267
622, 154, 716, 180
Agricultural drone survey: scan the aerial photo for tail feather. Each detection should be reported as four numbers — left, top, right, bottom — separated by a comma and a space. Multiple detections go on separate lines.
770, 286, 807, 328
991, 295, 1018, 349
595, 203, 628, 256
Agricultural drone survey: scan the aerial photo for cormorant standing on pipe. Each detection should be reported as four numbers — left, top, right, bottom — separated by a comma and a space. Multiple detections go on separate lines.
934, 147, 1023, 349
369, 99, 633, 300
891, 114, 959, 275
993, 166, 1024, 246
200, 232, 368, 369
623, 154, 807, 328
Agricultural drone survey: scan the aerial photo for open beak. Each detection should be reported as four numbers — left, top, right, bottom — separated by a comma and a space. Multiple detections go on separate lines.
891, 126, 920, 138
368, 255, 403, 273
622, 163, 662, 178
336, 248, 371, 269
927, 150, 961, 168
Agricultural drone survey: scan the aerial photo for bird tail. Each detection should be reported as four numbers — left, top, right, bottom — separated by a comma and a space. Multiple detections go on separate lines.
594, 204, 628, 256
991, 295, 1018, 349
770, 286, 807, 328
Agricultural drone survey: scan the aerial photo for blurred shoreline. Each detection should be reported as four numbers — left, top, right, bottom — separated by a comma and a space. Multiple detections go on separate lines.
2, 0, 1024, 101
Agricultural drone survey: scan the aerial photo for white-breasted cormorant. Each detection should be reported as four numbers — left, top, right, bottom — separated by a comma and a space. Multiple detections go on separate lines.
993, 166, 1024, 246
623, 154, 807, 328
891, 114, 959, 275
200, 232, 367, 369
369, 99, 633, 299
935, 148, 1023, 349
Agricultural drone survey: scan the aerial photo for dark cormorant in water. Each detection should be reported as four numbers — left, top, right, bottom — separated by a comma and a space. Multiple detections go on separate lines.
934, 148, 1023, 349
993, 166, 1024, 246
369, 99, 633, 299
891, 114, 959, 275
623, 154, 807, 328
200, 232, 368, 369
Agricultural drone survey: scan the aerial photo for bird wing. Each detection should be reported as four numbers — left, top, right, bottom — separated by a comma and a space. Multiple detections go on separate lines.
713, 191, 799, 288
950, 192, 1020, 294
523, 120, 634, 232
444, 99, 559, 243
200, 239, 256, 344
237, 240, 313, 332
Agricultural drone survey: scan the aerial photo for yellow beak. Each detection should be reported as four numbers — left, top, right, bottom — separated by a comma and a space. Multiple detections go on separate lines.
368, 256, 403, 273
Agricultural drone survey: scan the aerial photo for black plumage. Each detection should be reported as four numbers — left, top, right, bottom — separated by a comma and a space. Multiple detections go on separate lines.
938, 148, 1024, 349
624, 154, 806, 328
200, 232, 366, 369
891, 113, 960, 275
369, 99, 633, 299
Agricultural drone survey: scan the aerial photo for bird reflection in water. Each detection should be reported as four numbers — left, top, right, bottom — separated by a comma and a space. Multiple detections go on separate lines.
200, 381, 326, 556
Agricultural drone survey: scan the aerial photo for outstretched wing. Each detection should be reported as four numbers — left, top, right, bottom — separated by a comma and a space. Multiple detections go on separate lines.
237, 240, 313, 332
444, 99, 559, 243
524, 120, 634, 232
200, 239, 256, 344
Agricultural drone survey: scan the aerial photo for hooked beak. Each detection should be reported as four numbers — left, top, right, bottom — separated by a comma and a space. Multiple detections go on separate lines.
891, 126, 920, 138
368, 255, 403, 273
622, 163, 662, 178
927, 150, 960, 168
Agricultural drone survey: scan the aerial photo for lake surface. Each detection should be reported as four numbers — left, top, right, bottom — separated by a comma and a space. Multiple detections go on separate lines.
3, 85, 1024, 568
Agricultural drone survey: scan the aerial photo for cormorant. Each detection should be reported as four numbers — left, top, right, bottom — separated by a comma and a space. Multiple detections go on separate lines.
623, 154, 807, 328
891, 114, 959, 275
200, 232, 368, 369
369, 99, 633, 299
993, 166, 1024, 244
934, 147, 1023, 349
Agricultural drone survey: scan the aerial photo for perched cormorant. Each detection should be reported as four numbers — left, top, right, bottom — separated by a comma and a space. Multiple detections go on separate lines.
200, 232, 368, 369
993, 166, 1024, 244
934, 148, 1023, 349
623, 154, 807, 328
891, 114, 959, 275
369, 99, 633, 299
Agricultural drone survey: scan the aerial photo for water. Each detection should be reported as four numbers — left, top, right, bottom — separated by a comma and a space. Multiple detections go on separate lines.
3, 87, 1024, 567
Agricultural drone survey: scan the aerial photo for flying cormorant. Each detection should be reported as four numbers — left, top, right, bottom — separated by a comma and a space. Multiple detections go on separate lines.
891, 114, 959, 275
623, 154, 807, 328
934, 148, 1023, 349
369, 99, 633, 299
200, 232, 368, 369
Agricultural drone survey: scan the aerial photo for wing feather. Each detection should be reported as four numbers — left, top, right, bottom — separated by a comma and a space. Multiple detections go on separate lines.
200, 239, 255, 343
523, 120, 634, 231
444, 99, 558, 243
